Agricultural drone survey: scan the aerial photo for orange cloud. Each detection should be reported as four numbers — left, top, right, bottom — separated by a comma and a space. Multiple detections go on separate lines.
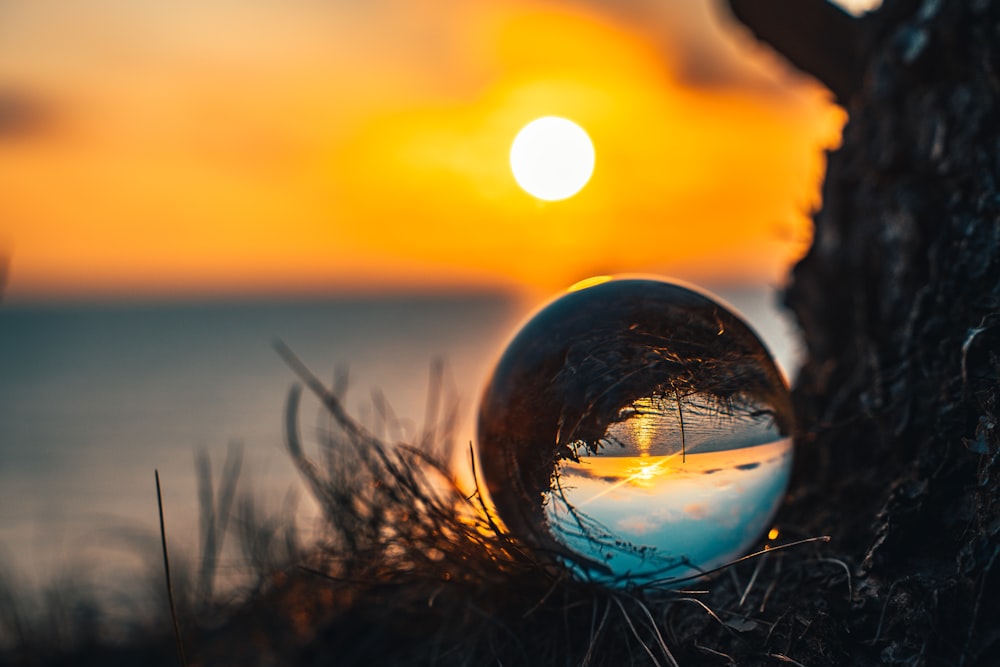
0, 0, 843, 301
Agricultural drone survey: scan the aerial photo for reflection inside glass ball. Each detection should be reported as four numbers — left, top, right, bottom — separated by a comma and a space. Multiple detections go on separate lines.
477, 277, 793, 585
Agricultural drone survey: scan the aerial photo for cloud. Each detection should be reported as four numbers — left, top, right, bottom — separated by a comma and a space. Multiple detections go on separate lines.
616, 504, 687, 535
0, 0, 843, 299
683, 502, 710, 520
561, 0, 812, 93
0, 91, 49, 140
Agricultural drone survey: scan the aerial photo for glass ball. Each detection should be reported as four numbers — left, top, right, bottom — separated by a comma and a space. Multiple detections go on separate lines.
477, 277, 794, 585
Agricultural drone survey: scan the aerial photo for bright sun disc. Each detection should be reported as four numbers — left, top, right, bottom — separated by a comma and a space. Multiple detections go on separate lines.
510, 116, 595, 201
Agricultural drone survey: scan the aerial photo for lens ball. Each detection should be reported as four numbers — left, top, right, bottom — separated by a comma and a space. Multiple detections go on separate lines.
477, 277, 794, 584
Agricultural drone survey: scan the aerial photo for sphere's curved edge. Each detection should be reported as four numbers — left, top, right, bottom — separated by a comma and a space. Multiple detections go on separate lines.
474, 274, 795, 587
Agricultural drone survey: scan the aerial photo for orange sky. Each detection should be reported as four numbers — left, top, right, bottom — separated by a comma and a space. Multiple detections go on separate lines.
0, 0, 859, 302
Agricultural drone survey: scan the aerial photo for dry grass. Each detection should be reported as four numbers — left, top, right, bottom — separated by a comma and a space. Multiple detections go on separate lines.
0, 345, 848, 666
221, 343, 845, 667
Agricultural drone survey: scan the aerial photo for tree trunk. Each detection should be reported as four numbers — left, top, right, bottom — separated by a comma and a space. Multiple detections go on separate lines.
731, 0, 1000, 664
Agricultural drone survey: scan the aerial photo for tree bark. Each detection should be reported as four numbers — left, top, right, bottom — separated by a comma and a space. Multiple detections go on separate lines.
729, 0, 1000, 664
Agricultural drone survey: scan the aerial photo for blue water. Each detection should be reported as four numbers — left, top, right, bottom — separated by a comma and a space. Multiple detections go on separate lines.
0, 286, 798, 584
0, 294, 521, 582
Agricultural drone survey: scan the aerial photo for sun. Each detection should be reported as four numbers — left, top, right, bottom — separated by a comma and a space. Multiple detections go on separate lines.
510, 116, 595, 201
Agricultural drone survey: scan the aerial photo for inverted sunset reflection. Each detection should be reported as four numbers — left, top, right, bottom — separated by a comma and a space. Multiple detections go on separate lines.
478, 278, 795, 585
547, 435, 792, 584
547, 391, 793, 582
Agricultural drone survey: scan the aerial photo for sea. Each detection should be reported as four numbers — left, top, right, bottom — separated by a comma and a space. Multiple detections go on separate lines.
0, 285, 799, 591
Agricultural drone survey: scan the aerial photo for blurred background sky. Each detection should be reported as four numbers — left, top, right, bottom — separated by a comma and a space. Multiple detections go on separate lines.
0, 0, 886, 588
0, 0, 880, 304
